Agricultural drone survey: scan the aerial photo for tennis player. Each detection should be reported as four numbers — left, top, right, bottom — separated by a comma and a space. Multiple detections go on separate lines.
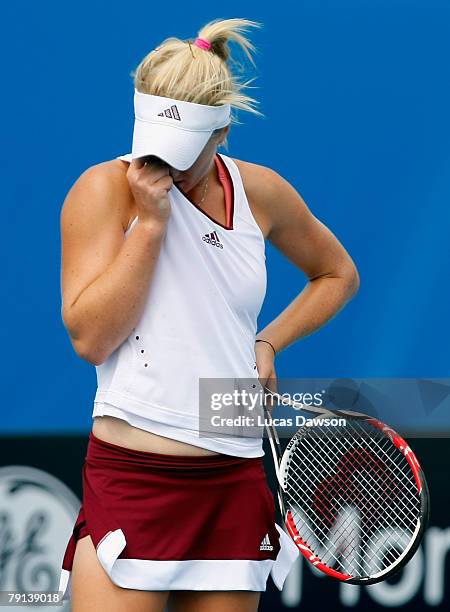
58, 17, 359, 612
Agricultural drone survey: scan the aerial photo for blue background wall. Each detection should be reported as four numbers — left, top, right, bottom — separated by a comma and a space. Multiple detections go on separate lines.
2, 0, 450, 433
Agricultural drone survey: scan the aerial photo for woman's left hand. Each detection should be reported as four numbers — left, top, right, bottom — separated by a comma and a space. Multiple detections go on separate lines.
255, 341, 278, 394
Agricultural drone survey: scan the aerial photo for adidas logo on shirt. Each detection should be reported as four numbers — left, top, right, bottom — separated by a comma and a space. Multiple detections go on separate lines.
157, 105, 181, 121
259, 533, 274, 551
202, 231, 223, 249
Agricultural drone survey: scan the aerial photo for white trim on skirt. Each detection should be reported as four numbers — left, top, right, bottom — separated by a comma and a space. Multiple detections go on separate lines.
59, 524, 299, 599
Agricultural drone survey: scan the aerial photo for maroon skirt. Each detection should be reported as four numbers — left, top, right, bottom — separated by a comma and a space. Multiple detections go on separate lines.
59, 432, 299, 598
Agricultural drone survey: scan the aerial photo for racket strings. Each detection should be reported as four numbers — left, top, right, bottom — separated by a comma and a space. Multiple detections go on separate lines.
335, 424, 421, 522
287, 454, 386, 573
290, 439, 418, 570
344, 419, 417, 489
315, 428, 419, 519
292, 436, 418, 568
286, 447, 378, 572
305, 425, 418, 520
287, 447, 409, 574
287, 474, 408, 575
298, 428, 418, 536
288, 470, 410, 574
295, 429, 417, 528
284, 420, 421, 577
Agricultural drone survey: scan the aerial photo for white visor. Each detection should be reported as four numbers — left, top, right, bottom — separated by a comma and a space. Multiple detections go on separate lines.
131, 90, 231, 170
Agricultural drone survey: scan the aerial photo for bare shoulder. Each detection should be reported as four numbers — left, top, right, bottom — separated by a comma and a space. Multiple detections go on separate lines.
231, 156, 357, 284
231, 156, 305, 238
60, 158, 134, 233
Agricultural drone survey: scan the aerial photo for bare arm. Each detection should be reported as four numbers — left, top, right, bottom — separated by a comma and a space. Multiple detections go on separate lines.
247, 164, 359, 368
60, 159, 172, 365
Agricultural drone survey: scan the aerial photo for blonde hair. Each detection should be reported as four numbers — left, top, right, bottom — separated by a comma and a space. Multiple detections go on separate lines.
130, 18, 264, 151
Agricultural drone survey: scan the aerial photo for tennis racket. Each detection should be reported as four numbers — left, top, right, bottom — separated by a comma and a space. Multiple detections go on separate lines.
263, 386, 430, 585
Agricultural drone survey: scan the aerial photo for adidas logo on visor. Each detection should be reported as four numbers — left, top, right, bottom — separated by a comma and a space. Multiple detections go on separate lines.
157, 105, 181, 121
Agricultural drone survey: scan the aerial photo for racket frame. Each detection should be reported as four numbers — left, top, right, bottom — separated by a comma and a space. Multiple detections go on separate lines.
263, 387, 430, 585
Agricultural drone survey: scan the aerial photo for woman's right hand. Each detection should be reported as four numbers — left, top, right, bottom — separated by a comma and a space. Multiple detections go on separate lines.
126, 156, 173, 227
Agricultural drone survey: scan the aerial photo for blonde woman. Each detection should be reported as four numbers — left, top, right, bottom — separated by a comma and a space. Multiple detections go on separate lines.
58, 17, 359, 612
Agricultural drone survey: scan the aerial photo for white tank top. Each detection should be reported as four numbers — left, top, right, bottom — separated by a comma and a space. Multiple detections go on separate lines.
92, 152, 267, 457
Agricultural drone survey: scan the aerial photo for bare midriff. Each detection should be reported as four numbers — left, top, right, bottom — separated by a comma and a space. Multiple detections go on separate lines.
92, 416, 220, 456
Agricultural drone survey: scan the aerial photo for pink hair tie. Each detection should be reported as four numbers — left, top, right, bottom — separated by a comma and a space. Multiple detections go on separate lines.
194, 38, 212, 51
